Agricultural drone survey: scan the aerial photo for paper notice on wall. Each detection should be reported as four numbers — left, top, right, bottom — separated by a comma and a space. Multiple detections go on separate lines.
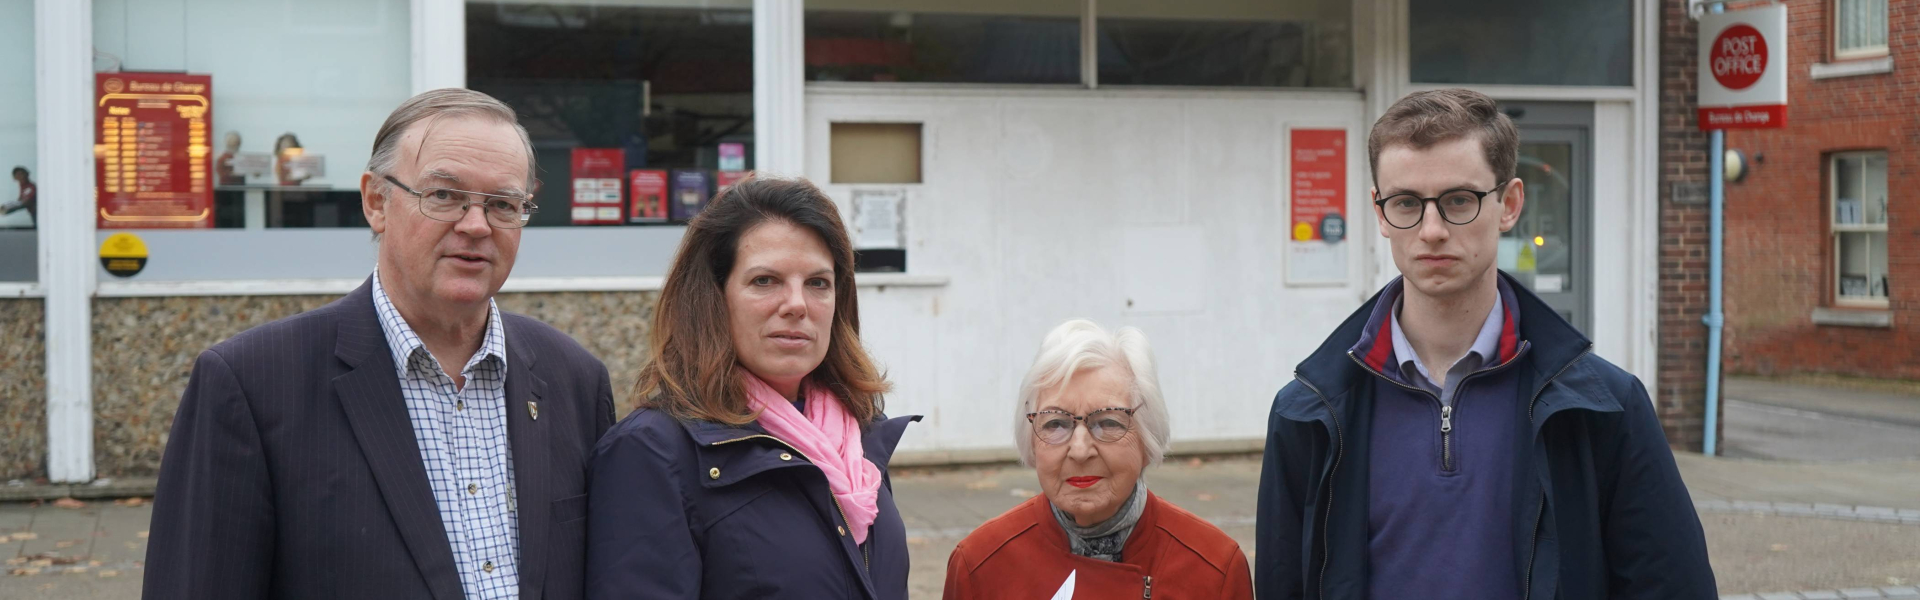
851, 188, 905, 249
1286, 128, 1349, 285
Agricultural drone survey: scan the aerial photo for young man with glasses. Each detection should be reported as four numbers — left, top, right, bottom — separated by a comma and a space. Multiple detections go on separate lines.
1255, 89, 1715, 600
146, 89, 615, 600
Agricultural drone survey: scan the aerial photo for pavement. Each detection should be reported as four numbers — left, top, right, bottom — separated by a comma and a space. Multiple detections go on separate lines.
4, 376, 1917, 599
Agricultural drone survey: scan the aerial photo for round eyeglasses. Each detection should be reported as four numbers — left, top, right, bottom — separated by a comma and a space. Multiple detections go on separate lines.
1027, 407, 1138, 445
1373, 181, 1509, 229
383, 175, 538, 229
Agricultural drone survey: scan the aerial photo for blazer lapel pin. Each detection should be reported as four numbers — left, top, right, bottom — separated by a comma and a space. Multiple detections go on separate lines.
528, 400, 539, 421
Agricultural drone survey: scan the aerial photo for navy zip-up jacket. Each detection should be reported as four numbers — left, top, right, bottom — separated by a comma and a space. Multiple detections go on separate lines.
586, 406, 919, 600
1255, 271, 1716, 600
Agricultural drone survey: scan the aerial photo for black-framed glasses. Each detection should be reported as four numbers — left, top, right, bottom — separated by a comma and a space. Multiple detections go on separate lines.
1373, 181, 1509, 229
1027, 407, 1138, 445
383, 175, 538, 229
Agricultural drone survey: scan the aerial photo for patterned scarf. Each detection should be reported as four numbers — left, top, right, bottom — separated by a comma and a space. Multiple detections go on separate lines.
1051, 479, 1148, 562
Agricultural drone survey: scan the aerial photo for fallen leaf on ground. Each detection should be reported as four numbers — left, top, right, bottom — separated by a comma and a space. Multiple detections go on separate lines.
1187, 458, 1203, 468
124, 542, 137, 550
64, 566, 88, 575
1009, 488, 1037, 499
906, 537, 929, 546
54, 540, 75, 549
4, 558, 22, 566
114, 497, 149, 507
11, 532, 38, 541
98, 570, 118, 578
26, 559, 51, 568
965, 479, 1000, 490
52, 498, 86, 509
87, 560, 100, 567
1195, 493, 1217, 502
10, 567, 41, 576
1769, 543, 1789, 552
137, 531, 149, 539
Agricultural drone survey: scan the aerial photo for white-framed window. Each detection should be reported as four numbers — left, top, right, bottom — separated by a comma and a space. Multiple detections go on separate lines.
1834, 0, 1889, 59
1830, 151, 1890, 306
1, 0, 37, 284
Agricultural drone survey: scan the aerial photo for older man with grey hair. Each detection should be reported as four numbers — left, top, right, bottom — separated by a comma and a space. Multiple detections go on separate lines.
145, 88, 615, 600
944, 319, 1253, 598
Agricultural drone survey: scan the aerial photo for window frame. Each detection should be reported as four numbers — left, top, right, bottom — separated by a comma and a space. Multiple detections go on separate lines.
799, 0, 1360, 91
1832, 0, 1890, 60
1828, 150, 1891, 308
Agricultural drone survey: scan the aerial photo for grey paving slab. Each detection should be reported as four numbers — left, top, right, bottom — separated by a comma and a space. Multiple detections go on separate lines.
1883, 587, 1920, 598
1840, 588, 1887, 598
16, 506, 98, 563
1757, 593, 1804, 600
1802, 592, 1845, 599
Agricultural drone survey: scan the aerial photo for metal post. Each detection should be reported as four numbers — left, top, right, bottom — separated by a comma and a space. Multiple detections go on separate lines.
1702, 2, 1727, 456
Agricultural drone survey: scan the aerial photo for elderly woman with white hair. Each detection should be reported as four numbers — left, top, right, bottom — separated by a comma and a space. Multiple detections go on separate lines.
943, 319, 1253, 599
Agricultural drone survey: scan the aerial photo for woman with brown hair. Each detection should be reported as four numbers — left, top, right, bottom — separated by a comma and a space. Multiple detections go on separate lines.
585, 175, 916, 599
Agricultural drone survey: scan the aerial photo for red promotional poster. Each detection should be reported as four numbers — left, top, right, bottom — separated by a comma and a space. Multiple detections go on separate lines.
570, 148, 625, 225
629, 169, 669, 223
716, 170, 749, 193
1289, 129, 1347, 243
95, 72, 215, 228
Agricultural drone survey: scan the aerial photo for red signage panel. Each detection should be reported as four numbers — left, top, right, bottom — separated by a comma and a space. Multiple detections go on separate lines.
95, 73, 215, 228
1289, 129, 1348, 243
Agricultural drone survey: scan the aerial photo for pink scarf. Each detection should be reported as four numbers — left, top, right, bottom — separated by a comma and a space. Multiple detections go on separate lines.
742, 373, 884, 545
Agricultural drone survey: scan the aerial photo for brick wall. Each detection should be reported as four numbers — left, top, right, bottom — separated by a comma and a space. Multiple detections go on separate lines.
1719, 0, 1920, 379
1659, 0, 1715, 450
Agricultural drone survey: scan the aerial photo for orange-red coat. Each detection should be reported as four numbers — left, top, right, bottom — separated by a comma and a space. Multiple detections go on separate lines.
944, 492, 1254, 600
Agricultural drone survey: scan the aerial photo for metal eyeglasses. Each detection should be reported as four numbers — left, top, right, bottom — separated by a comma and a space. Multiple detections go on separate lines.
384, 175, 538, 229
1373, 181, 1510, 229
1026, 407, 1138, 445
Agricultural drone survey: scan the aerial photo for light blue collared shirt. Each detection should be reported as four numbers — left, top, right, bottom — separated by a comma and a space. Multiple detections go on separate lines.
372, 269, 519, 600
1389, 292, 1504, 408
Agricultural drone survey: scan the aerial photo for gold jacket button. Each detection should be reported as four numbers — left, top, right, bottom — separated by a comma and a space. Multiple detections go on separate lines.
779, 453, 793, 461
467, 483, 478, 495
482, 561, 494, 573
709, 467, 721, 480
838, 525, 847, 536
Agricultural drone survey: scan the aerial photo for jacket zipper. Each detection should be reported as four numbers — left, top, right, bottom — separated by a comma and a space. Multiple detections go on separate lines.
1520, 346, 1594, 600
1141, 575, 1153, 599
710, 434, 872, 570
1292, 373, 1342, 600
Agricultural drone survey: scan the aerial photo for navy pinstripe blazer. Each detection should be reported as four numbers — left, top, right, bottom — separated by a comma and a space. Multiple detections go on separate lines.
143, 278, 616, 600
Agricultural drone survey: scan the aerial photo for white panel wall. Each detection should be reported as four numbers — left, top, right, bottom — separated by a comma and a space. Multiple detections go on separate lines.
92, 0, 411, 189
807, 87, 1372, 455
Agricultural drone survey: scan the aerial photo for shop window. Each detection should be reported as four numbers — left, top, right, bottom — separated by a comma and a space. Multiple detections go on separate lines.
805, 0, 1080, 84
1831, 151, 1890, 305
1409, 0, 1631, 87
1, 0, 35, 282
1835, 0, 1888, 59
468, 1, 754, 227
91, 0, 411, 231
1097, 0, 1352, 88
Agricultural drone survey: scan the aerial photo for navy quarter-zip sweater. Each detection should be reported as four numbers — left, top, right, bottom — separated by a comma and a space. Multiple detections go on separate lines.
1357, 277, 1527, 600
